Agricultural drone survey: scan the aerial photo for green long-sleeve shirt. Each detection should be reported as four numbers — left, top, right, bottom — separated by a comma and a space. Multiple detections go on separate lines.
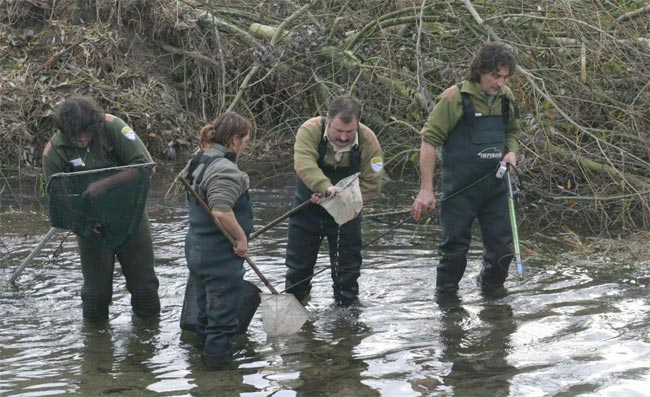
420, 80, 520, 154
42, 114, 152, 182
294, 116, 384, 202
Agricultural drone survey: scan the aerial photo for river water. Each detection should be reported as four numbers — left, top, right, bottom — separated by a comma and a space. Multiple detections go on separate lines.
1, 171, 649, 397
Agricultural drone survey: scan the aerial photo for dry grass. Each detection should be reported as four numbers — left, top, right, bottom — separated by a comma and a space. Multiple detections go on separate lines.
1, 0, 649, 235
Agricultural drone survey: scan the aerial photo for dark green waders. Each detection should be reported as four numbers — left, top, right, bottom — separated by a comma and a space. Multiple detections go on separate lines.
78, 213, 160, 320
436, 87, 515, 293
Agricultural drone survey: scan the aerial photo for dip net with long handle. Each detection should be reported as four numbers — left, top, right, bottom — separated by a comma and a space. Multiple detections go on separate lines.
47, 163, 154, 249
317, 172, 363, 225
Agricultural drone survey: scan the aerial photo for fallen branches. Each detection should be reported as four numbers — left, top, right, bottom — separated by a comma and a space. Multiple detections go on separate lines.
1, 0, 650, 234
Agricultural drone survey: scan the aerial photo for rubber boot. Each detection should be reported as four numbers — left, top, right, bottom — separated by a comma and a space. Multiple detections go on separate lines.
332, 263, 361, 307
81, 293, 111, 321
194, 332, 206, 351
436, 254, 468, 293
333, 289, 359, 307
202, 336, 234, 370
131, 288, 161, 319
478, 257, 510, 297
284, 214, 321, 303
201, 349, 234, 370
478, 254, 512, 292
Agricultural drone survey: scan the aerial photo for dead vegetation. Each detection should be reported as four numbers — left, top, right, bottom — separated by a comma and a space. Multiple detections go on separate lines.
1, 0, 649, 236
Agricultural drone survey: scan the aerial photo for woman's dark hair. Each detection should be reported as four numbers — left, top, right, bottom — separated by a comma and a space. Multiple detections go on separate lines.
199, 112, 253, 150
327, 95, 361, 124
465, 43, 517, 83
55, 96, 105, 139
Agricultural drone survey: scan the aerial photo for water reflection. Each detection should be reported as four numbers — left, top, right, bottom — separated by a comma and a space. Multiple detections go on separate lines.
265, 307, 379, 396
78, 317, 160, 396
3, 178, 650, 396
437, 295, 517, 396
305, 309, 377, 396
189, 364, 257, 396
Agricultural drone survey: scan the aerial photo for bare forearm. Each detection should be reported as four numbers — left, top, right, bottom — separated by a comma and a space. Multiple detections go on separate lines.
83, 168, 140, 198
411, 139, 438, 221
213, 210, 246, 243
419, 139, 437, 192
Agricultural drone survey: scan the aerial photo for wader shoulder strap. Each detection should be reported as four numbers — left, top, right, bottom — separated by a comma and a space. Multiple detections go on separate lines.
502, 97, 510, 126
185, 151, 204, 185
501, 96, 520, 127
185, 151, 231, 186
349, 147, 360, 173
458, 82, 519, 126
457, 82, 476, 126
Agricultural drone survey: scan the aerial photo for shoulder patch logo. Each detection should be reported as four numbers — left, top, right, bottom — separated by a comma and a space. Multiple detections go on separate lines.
121, 126, 136, 141
371, 156, 383, 173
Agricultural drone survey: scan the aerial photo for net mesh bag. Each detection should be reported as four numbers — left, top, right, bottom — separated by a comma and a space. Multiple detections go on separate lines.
260, 293, 309, 336
47, 163, 154, 248
318, 172, 363, 225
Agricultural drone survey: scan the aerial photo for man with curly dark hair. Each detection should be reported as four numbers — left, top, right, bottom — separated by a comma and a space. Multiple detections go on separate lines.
43, 95, 160, 321
412, 43, 522, 296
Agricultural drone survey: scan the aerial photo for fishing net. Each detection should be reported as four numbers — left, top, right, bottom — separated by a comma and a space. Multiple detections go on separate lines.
259, 293, 310, 336
47, 163, 154, 248
318, 172, 363, 225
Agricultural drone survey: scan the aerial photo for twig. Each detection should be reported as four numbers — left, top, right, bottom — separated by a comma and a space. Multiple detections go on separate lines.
364, 208, 411, 219
461, 0, 500, 42
616, 4, 650, 22
31, 41, 81, 76
548, 190, 650, 201
156, 41, 222, 69
414, 0, 430, 107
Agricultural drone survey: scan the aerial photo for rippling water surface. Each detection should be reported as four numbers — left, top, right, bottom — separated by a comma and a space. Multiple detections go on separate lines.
1, 178, 649, 396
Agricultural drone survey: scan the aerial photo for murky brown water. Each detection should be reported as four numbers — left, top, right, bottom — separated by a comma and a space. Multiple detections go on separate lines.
1, 172, 649, 396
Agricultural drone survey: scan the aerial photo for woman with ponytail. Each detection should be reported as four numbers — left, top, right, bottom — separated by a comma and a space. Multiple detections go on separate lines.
181, 112, 254, 369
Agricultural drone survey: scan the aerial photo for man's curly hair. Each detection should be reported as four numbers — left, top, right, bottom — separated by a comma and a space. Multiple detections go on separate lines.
55, 96, 105, 140
465, 43, 517, 83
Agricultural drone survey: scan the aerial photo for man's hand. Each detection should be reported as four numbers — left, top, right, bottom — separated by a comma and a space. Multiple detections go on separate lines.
412, 189, 437, 222
310, 193, 323, 204
502, 152, 517, 171
325, 186, 342, 197
82, 181, 108, 199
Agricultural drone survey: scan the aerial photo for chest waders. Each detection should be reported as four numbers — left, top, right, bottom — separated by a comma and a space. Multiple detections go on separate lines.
183, 151, 254, 367
285, 117, 364, 306
50, 123, 160, 320
78, 212, 159, 320
436, 85, 516, 293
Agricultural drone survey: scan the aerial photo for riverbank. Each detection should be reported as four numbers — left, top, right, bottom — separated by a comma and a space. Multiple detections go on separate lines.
2, 1, 649, 236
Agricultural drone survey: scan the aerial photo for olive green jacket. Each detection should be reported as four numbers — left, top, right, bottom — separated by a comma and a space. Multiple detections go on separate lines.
420, 80, 520, 154
294, 116, 384, 202
42, 114, 152, 182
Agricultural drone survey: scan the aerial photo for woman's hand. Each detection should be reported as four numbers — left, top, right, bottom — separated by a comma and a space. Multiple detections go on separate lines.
233, 238, 248, 258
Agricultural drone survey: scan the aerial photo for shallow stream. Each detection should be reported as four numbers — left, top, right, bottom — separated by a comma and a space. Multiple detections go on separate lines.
1, 172, 649, 396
